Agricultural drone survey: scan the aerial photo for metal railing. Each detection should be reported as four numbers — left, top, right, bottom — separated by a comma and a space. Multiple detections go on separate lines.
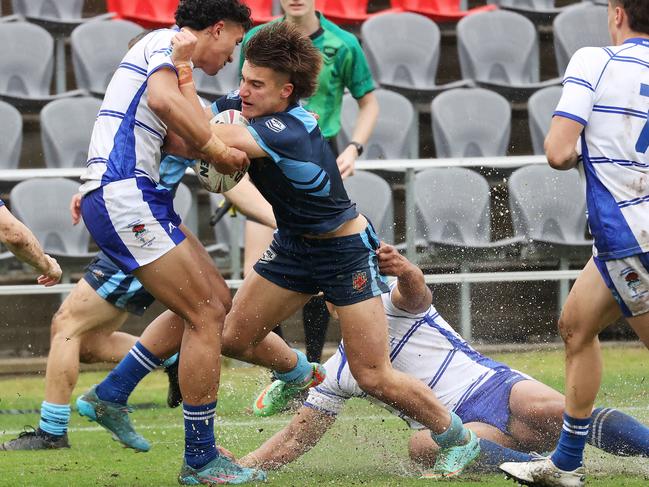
0, 155, 573, 340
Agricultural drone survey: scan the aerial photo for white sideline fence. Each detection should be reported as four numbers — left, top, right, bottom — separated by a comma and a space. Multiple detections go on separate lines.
0, 155, 577, 340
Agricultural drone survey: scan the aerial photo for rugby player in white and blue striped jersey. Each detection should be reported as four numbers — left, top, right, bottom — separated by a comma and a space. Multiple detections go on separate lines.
71, 0, 267, 484
501, 1, 649, 486
239, 244, 649, 476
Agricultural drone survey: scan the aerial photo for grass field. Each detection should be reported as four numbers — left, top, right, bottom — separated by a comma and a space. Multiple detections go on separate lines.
1, 347, 649, 486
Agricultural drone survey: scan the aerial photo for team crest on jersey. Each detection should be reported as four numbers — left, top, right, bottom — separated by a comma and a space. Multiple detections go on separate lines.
352, 271, 368, 292
265, 118, 286, 133
130, 221, 155, 248
259, 247, 277, 264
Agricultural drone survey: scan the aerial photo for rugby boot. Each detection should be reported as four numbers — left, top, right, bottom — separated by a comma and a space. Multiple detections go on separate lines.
178, 454, 267, 485
421, 430, 481, 478
500, 456, 586, 487
0, 426, 69, 450
253, 363, 326, 417
76, 385, 150, 452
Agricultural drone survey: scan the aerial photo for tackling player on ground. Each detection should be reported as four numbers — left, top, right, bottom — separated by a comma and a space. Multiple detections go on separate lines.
500, 1, 649, 485
239, 244, 649, 476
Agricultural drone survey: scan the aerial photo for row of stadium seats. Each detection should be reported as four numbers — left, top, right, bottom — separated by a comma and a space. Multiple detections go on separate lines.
0, 85, 560, 170
0, 165, 590, 273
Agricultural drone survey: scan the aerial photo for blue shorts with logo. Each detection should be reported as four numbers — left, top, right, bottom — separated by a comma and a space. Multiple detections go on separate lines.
253, 221, 390, 306
454, 368, 529, 435
593, 253, 649, 318
83, 251, 155, 316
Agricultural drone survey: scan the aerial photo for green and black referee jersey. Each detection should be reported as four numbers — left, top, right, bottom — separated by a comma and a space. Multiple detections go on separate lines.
240, 13, 376, 140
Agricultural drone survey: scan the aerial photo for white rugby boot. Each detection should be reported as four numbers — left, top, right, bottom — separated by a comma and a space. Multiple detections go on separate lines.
499, 456, 586, 487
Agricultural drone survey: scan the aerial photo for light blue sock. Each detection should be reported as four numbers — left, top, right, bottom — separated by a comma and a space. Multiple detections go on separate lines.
162, 353, 179, 368
38, 401, 71, 438
431, 412, 468, 448
273, 349, 312, 384
588, 407, 649, 457
551, 413, 591, 471
96, 341, 163, 405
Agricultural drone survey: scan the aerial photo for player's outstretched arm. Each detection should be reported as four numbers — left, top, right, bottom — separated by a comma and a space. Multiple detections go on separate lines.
224, 174, 276, 229
377, 243, 432, 314
238, 406, 335, 470
544, 116, 583, 170
0, 206, 61, 286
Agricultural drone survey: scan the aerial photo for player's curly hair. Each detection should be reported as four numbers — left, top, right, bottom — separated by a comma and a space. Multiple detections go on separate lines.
175, 0, 252, 32
243, 22, 322, 103
612, 0, 649, 35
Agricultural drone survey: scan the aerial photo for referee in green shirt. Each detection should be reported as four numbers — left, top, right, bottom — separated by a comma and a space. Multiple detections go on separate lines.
239, 0, 379, 363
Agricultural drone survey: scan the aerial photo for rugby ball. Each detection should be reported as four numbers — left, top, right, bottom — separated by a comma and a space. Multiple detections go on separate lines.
193, 109, 249, 193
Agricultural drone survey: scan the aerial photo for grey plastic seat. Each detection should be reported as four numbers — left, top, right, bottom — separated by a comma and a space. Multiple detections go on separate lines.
431, 88, 510, 158
0, 22, 84, 111
508, 165, 592, 254
457, 10, 561, 102
344, 171, 394, 244
414, 168, 522, 261
195, 45, 242, 99
207, 193, 246, 255
0, 100, 22, 169
338, 89, 418, 160
40, 97, 102, 168
71, 20, 145, 97
528, 86, 562, 155
554, 4, 609, 75
486, 0, 568, 23
361, 12, 471, 104
174, 183, 192, 221
10, 178, 94, 260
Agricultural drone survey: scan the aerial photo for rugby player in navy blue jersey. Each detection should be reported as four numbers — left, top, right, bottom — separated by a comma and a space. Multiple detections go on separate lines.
163, 22, 481, 478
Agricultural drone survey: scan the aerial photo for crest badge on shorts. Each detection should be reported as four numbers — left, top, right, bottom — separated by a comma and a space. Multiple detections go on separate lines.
352, 271, 368, 292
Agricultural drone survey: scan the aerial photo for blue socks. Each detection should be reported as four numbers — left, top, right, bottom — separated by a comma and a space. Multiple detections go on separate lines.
431, 412, 468, 448
588, 407, 649, 457
38, 401, 71, 438
273, 348, 312, 384
184, 402, 218, 469
474, 439, 533, 472
551, 413, 591, 471
96, 341, 163, 405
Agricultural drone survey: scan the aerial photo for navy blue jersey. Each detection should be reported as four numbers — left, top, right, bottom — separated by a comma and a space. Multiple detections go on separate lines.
212, 91, 357, 236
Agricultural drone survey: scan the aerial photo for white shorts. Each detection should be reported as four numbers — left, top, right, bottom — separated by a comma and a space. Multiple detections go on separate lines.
594, 253, 649, 317
80, 177, 185, 273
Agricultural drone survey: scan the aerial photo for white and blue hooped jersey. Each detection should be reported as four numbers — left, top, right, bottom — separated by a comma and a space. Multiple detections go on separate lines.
306, 282, 511, 428
80, 28, 182, 195
555, 38, 649, 260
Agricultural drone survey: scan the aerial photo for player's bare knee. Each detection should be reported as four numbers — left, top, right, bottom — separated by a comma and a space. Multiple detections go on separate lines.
557, 315, 594, 353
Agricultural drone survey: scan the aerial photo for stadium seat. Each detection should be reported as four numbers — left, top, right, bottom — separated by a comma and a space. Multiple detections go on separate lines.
361, 12, 472, 104
528, 86, 562, 155
10, 1, 113, 93
391, 0, 496, 23
10, 178, 95, 273
457, 10, 561, 102
0, 22, 85, 111
194, 45, 242, 99
554, 3, 609, 75
106, 0, 177, 29
414, 168, 523, 261
314, 0, 400, 24
338, 89, 418, 160
508, 165, 592, 259
0, 100, 22, 169
431, 88, 510, 158
206, 193, 245, 272
173, 182, 198, 234
71, 19, 145, 97
486, 0, 568, 24
40, 97, 102, 168
344, 171, 394, 244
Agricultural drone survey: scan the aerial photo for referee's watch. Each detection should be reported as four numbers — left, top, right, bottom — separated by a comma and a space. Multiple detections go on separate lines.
349, 141, 364, 157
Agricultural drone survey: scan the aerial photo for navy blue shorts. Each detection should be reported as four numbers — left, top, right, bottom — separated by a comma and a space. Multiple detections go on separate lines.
253, 222, 390, 306
83, 251, 155, 316
454, 369, 529, 435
